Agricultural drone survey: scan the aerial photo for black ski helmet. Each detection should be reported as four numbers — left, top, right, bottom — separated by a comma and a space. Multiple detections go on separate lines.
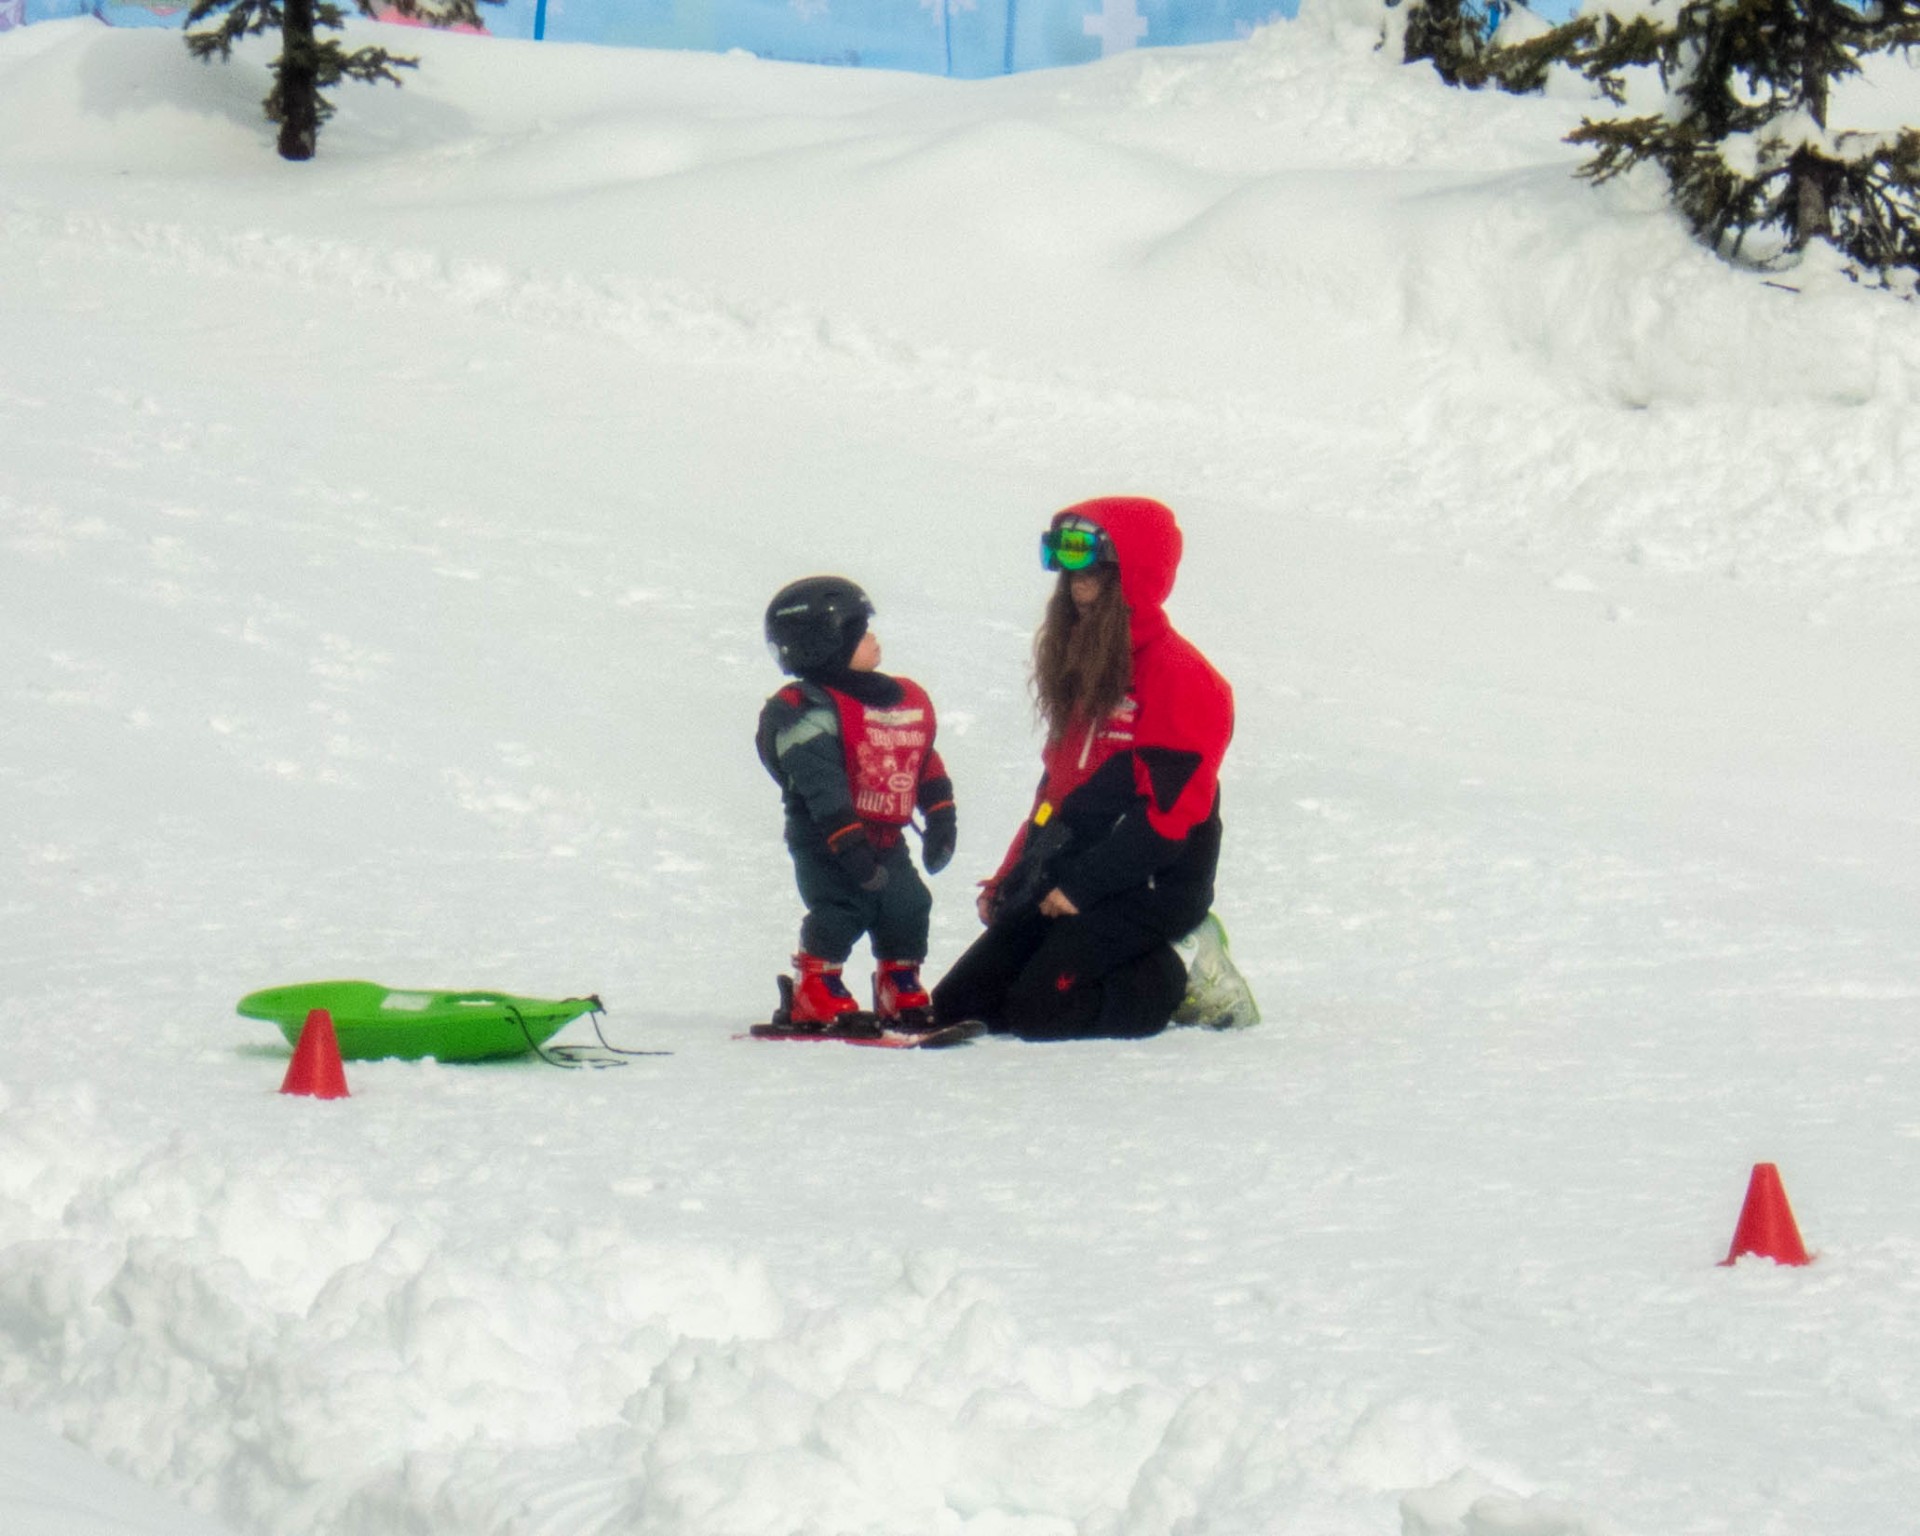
764, 575, 874, 675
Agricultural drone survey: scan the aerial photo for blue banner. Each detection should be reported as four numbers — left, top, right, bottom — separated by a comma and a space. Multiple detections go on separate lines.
4, 0, 1302, 75
16, 0, 189, 26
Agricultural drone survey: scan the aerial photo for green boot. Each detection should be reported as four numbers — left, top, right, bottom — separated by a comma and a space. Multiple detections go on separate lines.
1170, 912, 1261, 1029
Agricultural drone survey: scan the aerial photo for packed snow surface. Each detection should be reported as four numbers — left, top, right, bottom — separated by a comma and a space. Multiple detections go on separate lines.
3, 7, 1919, 1535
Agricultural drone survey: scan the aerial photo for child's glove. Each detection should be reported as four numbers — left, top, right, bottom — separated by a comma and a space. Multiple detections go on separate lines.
837, 835, 890, 893
921, 812, 956, 875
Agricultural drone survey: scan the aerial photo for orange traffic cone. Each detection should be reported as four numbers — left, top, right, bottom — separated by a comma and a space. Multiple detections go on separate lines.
1720, 1162, 1809, 1266
280, 1008, 350, 1099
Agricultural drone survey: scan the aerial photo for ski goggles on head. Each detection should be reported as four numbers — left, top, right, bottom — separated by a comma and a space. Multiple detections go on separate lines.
1039, 517, 1114, 573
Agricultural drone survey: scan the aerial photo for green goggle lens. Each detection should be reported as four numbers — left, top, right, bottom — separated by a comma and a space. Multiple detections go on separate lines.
1040, 526, 1107, 572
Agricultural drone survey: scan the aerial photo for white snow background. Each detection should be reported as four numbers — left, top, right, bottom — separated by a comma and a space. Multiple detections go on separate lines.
4, 6, 1920, 1534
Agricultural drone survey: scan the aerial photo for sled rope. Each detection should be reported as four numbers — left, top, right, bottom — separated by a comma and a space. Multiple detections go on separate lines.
508, 996, 671, 1067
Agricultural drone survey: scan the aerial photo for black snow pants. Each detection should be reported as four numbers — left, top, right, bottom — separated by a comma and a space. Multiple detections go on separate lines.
790, 836, 931, 965
930, 891, 1188, 1041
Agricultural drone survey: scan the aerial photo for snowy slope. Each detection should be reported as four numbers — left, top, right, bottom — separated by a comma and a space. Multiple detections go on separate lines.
0, 1404, 235, 1534
3, 8, 1919, 1536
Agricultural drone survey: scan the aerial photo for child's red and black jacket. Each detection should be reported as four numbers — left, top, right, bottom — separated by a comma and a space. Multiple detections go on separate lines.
758, 667, 955, 886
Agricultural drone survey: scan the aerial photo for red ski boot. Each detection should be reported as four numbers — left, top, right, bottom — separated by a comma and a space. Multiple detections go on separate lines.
770, 954, 880, 1038
873, 961, 936, 1035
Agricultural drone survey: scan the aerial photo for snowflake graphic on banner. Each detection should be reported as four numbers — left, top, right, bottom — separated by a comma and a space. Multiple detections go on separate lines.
919, 0, 979, 20
1083, 0, 1146, 54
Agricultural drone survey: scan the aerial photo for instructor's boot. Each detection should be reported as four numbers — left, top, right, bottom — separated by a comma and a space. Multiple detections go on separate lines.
873, 961, 936, 1034
784, 953, 877, 1034
1170, 913, 1261, 1029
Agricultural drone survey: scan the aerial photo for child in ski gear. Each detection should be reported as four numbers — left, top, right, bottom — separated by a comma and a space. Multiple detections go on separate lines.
931, 497, 1242, 1040
758, 575, 957, 1033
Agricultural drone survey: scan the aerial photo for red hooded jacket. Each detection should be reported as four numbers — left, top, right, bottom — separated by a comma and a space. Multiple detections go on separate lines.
991, 496, 1234, 917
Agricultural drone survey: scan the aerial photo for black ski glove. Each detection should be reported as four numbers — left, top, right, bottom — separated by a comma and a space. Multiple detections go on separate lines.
921, 812, 956, 875
837, 834, 890, 893
992, 818, 1071, 925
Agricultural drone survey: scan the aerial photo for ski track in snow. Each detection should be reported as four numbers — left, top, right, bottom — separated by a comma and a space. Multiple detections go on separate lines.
6, 188, 1919, 599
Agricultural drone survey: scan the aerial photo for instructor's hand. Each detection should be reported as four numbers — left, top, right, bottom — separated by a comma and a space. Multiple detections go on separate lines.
1039, 888, 1079, 918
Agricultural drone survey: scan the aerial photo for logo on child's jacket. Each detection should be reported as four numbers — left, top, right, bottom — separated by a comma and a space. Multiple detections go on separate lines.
852, 707, 929, 822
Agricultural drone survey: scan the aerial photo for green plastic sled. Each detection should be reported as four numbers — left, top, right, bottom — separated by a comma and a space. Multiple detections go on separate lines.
238, 980, 601, 1062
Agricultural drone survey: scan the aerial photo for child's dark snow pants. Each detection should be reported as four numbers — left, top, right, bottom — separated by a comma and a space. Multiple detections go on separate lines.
790, 837, 931, 964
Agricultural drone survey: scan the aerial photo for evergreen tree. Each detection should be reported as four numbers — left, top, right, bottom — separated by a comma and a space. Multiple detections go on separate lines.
1396, 0, 1518, 86
1558, 0, 1920, 275
186, 0, 497, 162
1396, 0, 1569, 94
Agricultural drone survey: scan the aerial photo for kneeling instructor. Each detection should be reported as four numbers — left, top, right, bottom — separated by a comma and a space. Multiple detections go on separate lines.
932, 495, 1234, 1041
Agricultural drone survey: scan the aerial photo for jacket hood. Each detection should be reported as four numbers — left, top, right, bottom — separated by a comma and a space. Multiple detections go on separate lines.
1055, 495, 1181, 645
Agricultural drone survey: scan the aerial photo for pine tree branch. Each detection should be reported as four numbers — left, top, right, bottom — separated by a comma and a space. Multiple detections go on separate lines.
1568, 115, 1679, 183
184, 0, 279, 62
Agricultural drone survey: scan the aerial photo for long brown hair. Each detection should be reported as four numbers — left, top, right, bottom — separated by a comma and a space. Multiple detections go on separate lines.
1032, 568, 1132, 740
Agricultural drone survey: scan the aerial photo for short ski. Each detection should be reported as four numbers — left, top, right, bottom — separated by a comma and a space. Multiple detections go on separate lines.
746, 1018, 984, 1049
751, 974, 985, 1048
